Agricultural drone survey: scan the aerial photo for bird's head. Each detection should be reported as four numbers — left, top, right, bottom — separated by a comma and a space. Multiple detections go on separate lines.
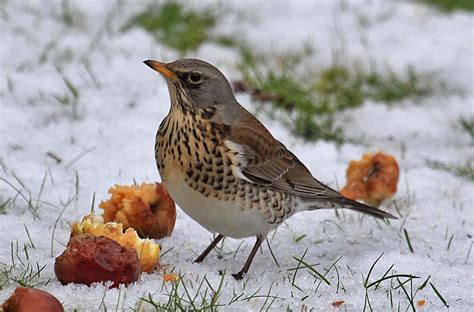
144, 58, 237, 113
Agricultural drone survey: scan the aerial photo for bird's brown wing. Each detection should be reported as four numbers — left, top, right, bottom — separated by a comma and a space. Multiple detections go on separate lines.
222, 115, 397, 220
224, 121, 339, 199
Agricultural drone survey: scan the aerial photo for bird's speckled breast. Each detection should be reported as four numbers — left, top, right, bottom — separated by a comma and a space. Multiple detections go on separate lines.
154, 105, 297, 237
155, 105, 236, 195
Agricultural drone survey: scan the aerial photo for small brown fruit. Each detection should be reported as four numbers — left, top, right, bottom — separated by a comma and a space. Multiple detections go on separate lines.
2, 287, 64, 312
99, 183, 176, 239
341, 152, 399, 207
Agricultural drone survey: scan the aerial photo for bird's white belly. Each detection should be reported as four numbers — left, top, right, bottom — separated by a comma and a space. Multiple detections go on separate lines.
162, 172, 274, 238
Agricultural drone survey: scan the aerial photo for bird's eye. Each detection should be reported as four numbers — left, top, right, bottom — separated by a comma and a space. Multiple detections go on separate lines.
188, 72, 203, 84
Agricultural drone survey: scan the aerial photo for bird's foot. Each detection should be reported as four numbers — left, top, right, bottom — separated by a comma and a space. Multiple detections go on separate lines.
232, 271, 245, 280
193, 256, 204, 264
193, 234, 225, 264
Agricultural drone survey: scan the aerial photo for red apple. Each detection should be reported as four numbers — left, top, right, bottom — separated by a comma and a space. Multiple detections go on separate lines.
54, 234, 140, 288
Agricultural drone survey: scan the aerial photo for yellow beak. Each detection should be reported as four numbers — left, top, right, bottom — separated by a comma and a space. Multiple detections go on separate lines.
143, 60, 177, 80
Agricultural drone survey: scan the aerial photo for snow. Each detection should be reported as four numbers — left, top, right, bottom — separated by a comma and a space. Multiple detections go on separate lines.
1, 0, 473, 310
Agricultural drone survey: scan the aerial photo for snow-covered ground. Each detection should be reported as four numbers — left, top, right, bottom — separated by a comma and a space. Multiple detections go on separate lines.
1, 1, 473, 310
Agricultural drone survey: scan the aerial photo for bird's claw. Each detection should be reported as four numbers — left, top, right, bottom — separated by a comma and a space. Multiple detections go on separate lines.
232, 271, 245, 280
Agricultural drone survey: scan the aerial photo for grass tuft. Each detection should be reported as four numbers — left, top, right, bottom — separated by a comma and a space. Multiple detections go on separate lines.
58, 0, 85, 28
363, 253, 423, 310
458, 116, 474, 143
0, 195, 12, 214
425, 159, 474, 181
235, 47, 439, 143
122, 3, 236, 55
291, 255, 331, 286
51, 73, 81, 120
1, 237, 51, 290
0, 176, 40, 220
421, 0, 474, 12
140, 272, 228, 310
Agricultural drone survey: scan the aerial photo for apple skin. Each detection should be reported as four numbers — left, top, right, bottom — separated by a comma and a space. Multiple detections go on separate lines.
2, 287, 64, 312
54, 234, 140, 288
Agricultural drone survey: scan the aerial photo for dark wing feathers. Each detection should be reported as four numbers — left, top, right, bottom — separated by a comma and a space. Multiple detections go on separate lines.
224, 117, 396, 220
226, 123, 339, 199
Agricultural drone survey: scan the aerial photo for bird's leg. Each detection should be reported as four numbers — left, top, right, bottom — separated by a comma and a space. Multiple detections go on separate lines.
194, 234, 225, 263
232, 236, 263, 280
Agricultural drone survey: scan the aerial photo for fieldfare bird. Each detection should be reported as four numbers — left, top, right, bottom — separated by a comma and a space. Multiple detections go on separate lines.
144, 58, 396, 280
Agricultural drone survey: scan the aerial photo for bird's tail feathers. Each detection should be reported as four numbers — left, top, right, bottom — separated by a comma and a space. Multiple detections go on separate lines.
308, 197, 397, 220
